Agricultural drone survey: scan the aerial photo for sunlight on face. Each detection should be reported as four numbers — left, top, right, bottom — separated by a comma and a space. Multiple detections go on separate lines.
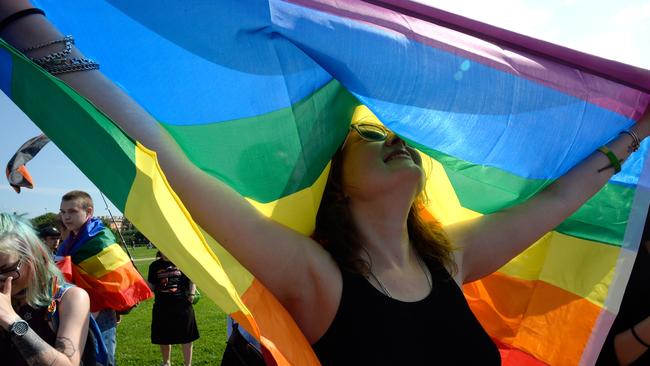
60, 199, 93, 233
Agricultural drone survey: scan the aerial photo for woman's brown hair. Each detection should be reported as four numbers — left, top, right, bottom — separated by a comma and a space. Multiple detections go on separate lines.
313, 146, 457, 275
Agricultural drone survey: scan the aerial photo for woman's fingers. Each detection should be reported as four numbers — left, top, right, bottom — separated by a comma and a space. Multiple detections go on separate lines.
1, 277, 11, 295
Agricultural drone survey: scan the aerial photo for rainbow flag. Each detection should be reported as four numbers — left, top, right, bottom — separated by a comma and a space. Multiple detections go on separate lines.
56, 217, 152, 312
2, 1, 649, 364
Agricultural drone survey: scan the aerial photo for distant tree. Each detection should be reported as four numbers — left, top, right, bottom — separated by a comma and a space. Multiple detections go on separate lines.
121, 217, 133, 231
31, 212, 60, 230
99, 216, 126, 243
121, 228, 148, 245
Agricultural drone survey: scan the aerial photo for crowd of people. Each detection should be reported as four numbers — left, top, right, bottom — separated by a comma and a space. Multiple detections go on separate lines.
0, 190, 202, 366
2, 0, 650, 365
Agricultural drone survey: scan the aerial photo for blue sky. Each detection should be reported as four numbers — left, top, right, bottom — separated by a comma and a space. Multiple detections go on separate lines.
1, 0, 649, 218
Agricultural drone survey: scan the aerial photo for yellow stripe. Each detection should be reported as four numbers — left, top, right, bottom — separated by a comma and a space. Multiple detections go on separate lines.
77, 243, 130, 277
125, 143, 252, 315
498, 232, 620, 308
421, 153, 482, 226
246, 163, 330, 235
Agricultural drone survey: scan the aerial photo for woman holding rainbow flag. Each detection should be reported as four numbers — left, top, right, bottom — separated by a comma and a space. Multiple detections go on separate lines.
1, 1, 650, 364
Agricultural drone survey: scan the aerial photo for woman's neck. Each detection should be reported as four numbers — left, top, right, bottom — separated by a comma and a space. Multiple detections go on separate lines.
350, 196, 414, 269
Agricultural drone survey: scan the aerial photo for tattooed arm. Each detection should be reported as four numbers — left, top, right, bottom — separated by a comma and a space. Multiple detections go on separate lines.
1, 278, 90, 366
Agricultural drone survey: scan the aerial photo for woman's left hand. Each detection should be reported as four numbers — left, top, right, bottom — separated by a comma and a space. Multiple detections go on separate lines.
0, 277, 21, 331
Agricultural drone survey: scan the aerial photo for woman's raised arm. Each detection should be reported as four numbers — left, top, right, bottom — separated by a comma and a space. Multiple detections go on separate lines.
0, 2, 341, 333
448, 109, 650, 283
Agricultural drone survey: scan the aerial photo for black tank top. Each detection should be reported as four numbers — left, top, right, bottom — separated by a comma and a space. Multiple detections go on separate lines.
312, 259, 501, 365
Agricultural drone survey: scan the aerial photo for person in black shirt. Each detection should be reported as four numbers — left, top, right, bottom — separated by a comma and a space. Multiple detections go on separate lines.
148, 251, 199, 366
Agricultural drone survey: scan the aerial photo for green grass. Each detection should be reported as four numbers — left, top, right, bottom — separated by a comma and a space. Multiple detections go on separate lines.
116, 248, 228, 365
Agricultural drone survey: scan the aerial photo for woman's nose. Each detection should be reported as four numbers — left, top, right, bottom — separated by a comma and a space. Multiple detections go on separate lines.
385, 132, 404, 146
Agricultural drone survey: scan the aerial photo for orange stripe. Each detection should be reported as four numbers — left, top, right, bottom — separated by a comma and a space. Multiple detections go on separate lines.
73, 262, 152, 312
464, 273, 601, 366
234, 279, 319, 366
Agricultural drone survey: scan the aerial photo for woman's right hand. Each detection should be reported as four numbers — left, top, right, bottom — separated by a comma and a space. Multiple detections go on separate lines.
0, 277, 21, 331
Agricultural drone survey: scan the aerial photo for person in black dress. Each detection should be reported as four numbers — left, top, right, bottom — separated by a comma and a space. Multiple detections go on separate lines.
148, 251, 199, 366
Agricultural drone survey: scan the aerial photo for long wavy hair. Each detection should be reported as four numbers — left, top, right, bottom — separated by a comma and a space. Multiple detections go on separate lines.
0, 213, 65, 307
313, 146, 457, 275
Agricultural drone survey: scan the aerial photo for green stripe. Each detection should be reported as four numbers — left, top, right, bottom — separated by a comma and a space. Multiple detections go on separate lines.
410, 141, 633, 246
556, 184, 634, 246
72, 228, 117, 263
160, 80, 358, 203
4, 41, 136, 210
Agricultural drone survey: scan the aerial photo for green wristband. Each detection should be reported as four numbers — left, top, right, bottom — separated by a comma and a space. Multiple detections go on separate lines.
597, 146, 621, 174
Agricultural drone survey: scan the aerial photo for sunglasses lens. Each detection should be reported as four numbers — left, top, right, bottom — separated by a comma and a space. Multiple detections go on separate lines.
357, 125, 387, 141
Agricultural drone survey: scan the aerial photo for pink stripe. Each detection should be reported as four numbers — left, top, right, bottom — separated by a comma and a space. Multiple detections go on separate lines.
283, 0, 650, 120
580, 309, 616, 365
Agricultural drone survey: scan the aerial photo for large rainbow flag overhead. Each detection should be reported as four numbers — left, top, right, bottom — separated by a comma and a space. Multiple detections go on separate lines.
2, 1, 650, 364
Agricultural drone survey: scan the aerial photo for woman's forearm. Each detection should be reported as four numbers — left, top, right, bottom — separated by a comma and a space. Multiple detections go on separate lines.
614, 316, 650, 365
9, 327, 75, 366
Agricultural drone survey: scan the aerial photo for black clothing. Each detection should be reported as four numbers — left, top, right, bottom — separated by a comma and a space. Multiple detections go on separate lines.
2, 305, 56, 366
1, 294, 97, 366
148, 258, 191, 302
596, 246, 650, 366
148, 259, 199, 344
312, 259, 501, 365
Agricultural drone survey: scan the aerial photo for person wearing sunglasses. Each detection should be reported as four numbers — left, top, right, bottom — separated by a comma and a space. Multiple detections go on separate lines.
0, 213, 92, 366
2, 3, 650, 364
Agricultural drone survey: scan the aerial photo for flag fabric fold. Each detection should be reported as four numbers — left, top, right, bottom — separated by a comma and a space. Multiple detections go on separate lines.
56, 217, 152, 312
2, 0, 649, 364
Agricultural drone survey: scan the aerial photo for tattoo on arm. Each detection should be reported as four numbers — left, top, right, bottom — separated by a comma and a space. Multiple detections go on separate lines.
55, 337, 76, 358
10, 328, 61, 366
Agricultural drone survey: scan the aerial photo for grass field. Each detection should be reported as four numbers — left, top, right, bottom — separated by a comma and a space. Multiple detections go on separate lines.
116, 247, 229, 365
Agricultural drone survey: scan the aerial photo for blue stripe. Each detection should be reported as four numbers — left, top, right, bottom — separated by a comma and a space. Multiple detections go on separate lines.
36, 0, 331, 125
0, 48, 12, 97
271, 0, 639, 180
34, 0, 646, 181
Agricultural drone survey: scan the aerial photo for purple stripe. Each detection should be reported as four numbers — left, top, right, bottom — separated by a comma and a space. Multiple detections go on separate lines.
285, 0, 650, 120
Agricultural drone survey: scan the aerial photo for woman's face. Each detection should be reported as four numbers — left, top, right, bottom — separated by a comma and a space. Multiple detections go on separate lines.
0, 251, 32, 300
341, 127, 423, 200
